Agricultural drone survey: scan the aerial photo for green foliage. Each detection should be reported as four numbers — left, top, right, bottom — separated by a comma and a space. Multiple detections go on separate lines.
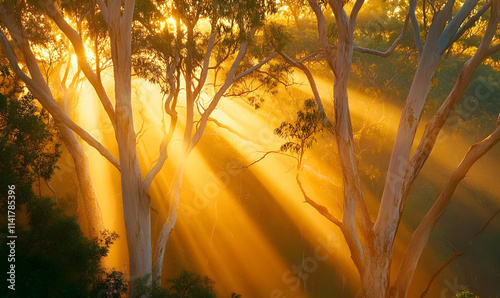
0, 90, 61, 206
132, 0, 280, 104
167, 271, 216, 298
1, 198, 127, 297
263, 23, 291, 52
132, 271, 217, 298
275, 99, 323, 156
132, 274, 171, 298
91, 269, 129, 298
456, 289, 477, 298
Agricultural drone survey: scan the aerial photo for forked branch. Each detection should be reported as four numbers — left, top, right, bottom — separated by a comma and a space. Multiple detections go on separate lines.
391, 124, 500, 296
296, 172, 342, 228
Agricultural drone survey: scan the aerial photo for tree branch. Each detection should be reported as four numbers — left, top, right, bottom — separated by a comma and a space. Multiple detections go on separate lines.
233, 52, 277, 82
352, 14, 410, 58
42, 0, 117, 131
96, 0, 109, 23
409, 0, 424, 56
449, 2, 491, 47
0, 31, 121, 170
236, 150, 298, 169
189, 31, 276, 151
296, 172, 342, 228
437, 0, 481, 55
208, 117, 255, 143
349, 0, 365, 33
404, 0, 500, 199
307, 0, 337, 76
278, 51, 333, 133
193, 32, 217, 100
420, 209, 500, 298
391, 124, 500, 296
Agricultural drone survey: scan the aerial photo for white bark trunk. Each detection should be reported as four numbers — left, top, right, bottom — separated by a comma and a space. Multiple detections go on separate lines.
360, 246, 391, 297
152, 160, 185, 280
108, 0, 152, 290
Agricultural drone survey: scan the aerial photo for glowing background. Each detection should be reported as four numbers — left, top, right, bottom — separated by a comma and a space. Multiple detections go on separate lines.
40, 67, 500, 297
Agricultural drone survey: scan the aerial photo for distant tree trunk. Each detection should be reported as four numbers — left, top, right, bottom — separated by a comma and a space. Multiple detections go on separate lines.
58, 125, 105, 239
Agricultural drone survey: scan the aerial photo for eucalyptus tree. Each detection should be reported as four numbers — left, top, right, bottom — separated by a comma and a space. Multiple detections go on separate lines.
0, 0, 278, 290
274, 0, 500, 296
131, 0, 279, 279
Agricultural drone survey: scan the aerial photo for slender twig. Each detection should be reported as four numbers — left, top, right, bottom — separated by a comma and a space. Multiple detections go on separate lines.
420, 209, 500, 297
208, 117, 256, 143
235, 150, 298, 169
45, 178, 58, 203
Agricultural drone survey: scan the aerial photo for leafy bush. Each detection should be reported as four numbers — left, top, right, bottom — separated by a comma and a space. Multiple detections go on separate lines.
132, 271, 218, 298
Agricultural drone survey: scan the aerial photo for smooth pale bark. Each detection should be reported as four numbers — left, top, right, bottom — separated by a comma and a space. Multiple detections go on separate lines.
389, 3, 500, 296
389, 125, 500, 297
106, 0, 153, 286
152, 157, 187, 279
299, 1, 500, 297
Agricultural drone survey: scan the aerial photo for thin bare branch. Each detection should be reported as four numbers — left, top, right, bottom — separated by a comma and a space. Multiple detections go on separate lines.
96, 0, 109, 23
437, 0, 480, 55
193, 32, 217, 99
404, 0, 500, 198
420, 209, 500, 298
391, 124, 500, 296
449, 2, 491, 47
190, 33, 276, 151
296, 172, 342, 228
237, 150, 297, 169
353, 14, 410, 58
307, 0, 337, 75
233, 52, 277, 81
278, 51, 333, 132
45, 178, 58, 203
208, 117, 255, 143
349, 0, 365, 32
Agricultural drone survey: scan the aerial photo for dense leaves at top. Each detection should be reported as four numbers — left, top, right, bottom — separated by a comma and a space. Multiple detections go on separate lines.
132, 0, 278, 96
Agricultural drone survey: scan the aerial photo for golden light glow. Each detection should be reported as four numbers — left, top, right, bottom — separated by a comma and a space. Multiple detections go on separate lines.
45, 61, 500, 297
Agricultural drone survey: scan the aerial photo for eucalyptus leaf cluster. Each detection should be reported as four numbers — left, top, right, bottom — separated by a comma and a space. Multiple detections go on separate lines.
275, 99, 324, 156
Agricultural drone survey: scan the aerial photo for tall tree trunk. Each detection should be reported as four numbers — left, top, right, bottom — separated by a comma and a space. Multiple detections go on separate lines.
108, 0, 152, 288
114, 80, 152, 284
152, 159, 186, 280
359, 246, 391, 297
